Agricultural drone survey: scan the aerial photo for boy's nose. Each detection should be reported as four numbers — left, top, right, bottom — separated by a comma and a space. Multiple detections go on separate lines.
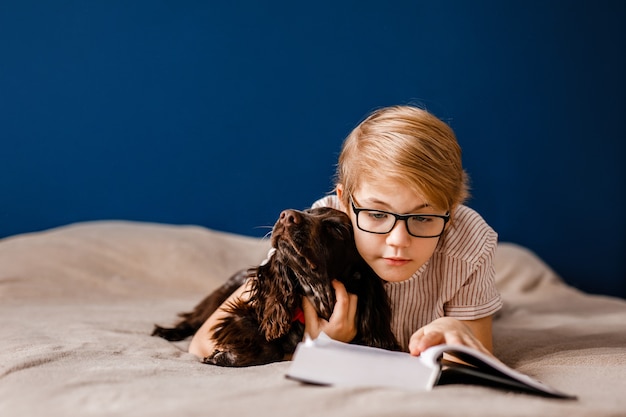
385, 219, 411, 247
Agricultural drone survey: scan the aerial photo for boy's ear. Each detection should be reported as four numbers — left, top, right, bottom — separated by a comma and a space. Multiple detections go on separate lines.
335, 185, 347, 211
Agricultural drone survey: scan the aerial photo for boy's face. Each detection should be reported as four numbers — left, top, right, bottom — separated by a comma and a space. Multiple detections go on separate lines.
338, 180, 445, 283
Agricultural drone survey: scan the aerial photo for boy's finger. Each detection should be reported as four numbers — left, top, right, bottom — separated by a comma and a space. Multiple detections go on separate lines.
330, 280, 357, 321
301, 296, 322, 338
409, 330, 445, 355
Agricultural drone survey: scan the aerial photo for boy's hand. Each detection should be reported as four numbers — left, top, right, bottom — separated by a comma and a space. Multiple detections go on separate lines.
408, 316, 493, 356
302, 280, 358, 342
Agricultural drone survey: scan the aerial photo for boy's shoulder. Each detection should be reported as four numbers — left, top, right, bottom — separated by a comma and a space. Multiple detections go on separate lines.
437, 205, 497, 265
311, 195, 342, 210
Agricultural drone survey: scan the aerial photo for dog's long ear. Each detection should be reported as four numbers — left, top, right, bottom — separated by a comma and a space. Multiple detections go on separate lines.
257, 265, 298, 341
353, 265, 400, 351
297, 270, 336, 321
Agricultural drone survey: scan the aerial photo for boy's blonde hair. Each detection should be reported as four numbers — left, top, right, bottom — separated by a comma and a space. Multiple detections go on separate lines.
336, 105, 469, 215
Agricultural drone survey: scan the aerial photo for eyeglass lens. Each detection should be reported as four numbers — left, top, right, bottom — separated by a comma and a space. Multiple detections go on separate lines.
356, 210, 445, 237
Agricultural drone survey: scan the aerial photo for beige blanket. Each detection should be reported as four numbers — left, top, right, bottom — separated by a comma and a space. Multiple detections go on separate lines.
1, 221, 625, 417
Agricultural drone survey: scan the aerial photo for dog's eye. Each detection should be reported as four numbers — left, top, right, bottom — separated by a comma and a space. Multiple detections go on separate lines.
326, 222, 350, 239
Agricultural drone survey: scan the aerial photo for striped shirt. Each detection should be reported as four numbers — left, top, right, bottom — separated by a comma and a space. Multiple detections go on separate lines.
312, 195, 503, 350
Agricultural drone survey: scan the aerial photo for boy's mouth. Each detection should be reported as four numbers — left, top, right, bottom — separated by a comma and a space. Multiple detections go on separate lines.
383, 257, 410, 267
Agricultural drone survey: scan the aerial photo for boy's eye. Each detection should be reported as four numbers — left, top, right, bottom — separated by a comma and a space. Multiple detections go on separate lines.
367, 211, 388, 221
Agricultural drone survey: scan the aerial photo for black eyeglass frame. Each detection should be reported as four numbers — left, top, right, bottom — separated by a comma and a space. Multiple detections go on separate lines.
350, 197, 450, 238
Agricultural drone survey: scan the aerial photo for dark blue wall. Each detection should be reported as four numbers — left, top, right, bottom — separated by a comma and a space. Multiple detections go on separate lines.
1, 1, 624, 297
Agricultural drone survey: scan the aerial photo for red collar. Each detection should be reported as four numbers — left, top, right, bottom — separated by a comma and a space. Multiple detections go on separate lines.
292, 307, 305, 324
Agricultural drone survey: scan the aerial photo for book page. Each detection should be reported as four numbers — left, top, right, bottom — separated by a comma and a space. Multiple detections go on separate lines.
286, 334, 440, 391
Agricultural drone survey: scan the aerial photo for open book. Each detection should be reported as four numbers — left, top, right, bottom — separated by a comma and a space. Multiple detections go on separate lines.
286, 333, 575, 399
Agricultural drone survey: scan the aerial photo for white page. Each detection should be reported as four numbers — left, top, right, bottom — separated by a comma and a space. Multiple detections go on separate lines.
286, 333, 439, 391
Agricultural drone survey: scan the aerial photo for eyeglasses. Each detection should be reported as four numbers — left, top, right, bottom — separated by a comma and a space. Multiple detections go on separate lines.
350, 196, 449, 238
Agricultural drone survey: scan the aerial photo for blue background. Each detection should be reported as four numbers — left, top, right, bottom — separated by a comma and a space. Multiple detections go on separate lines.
1, 1, 624, 297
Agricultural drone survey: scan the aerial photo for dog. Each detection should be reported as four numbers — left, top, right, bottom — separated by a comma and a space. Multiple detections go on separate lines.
152, 207, 399, 366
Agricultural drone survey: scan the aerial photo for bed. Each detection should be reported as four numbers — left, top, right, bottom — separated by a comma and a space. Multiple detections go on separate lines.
1, 220, 625, 417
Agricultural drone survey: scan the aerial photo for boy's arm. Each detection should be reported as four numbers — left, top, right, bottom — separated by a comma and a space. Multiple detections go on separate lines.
463, 315, 493, 352
188, 281, 252, 358
408, 315, 494, 356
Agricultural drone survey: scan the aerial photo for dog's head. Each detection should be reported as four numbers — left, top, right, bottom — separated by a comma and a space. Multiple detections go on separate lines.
267, 207, 362, 322
253, 207, 398, 351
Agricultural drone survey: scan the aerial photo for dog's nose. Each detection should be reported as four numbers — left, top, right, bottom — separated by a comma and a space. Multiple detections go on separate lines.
279, 209, 301, 225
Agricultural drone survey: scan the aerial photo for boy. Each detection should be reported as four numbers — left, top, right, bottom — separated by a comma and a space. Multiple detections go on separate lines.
302, 105, 501, 356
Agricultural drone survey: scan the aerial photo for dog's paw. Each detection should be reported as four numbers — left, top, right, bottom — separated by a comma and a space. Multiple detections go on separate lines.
203, 349, 237, 367
151, 324, 194, 341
